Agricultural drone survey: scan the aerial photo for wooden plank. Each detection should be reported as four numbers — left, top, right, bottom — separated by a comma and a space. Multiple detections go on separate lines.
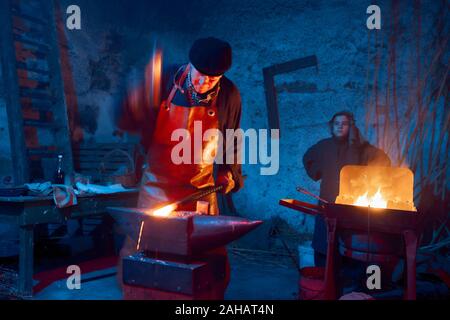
16, 61, 50, 76
18, 79, 50, 90
43, 1, 74, 178
13, 33, 50, 51
11, 4, 48, 27
73, 150, 134, 157
19, 88, 53, 101
263, 68, 279, 133
263, 55, 318, 137
15, 45, 47, 59
73, 148, 133, 155
18, 225, 34, 298
75, 159, 132, 167
73, 143, 135, 151
21, 205, 63, 226
0, 0, 29, 184
13, 19, 46, 36
0, 190, 138, 204
264, 55, 318, 76
13, 32, 49, 51
23, 119, 58, 129
75, 162, 130, 169
27, 147, 58, 157
20, 99, 53, 111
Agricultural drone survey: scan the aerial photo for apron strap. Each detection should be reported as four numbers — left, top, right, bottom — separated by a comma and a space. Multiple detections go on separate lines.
165, 64, 191, 109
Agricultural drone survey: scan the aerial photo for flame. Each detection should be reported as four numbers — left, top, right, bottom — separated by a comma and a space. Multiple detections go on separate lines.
353, 188, 387, 209
151, 203, 178, 217
354, 192, 370, 207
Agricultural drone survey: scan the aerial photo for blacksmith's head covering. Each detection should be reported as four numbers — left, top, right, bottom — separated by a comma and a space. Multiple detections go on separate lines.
189, 37, 232, 76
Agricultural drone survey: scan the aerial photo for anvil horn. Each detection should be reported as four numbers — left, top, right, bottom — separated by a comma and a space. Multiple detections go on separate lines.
190, 215, 263, 254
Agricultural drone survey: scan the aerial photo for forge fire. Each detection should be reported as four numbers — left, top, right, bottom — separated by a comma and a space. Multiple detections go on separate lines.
0, 0, 448, 312
335, 165, 417, 212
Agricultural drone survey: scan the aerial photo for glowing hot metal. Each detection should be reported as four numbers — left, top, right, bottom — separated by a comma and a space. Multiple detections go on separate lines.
151, 203, 178, 217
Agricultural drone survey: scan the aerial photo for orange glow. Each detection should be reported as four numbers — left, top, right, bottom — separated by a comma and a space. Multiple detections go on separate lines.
150, 203, 178, 217
354, 188, 388, 209
335, 165, 417, 211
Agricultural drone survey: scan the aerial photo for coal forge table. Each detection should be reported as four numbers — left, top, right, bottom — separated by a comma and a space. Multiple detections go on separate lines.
0, 190, 138, 298
280, 199, 424, 300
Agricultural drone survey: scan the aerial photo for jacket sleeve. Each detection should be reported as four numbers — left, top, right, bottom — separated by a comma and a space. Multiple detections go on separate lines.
303, 142, 323, 181
218, 83, 244, 193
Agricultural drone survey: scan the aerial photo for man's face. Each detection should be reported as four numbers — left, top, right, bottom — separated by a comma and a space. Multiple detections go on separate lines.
332, 115, 351, 138
190, 64, 222, 94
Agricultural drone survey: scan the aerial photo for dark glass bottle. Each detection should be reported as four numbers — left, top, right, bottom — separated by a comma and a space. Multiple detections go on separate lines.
53, 154, 65, 184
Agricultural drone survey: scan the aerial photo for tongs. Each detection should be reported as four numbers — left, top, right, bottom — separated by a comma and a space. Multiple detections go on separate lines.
279, 186, 327, 216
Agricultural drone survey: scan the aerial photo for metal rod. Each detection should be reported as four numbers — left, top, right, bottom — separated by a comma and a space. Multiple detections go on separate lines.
177, 185, 224, 206
296, 186, 329, 204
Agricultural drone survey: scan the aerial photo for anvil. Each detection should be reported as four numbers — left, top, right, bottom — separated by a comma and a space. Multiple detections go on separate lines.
108, 207, 263, 256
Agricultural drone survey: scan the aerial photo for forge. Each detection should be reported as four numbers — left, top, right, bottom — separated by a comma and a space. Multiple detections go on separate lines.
280, 165, 424, 300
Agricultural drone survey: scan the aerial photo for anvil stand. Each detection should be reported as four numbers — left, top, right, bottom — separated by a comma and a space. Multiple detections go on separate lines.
279, 199, 421, 300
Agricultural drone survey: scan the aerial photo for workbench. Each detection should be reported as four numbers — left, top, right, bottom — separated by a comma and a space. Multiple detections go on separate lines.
0, 189, 139, 298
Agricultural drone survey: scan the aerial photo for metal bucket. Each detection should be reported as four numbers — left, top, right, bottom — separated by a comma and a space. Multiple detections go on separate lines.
298, 267, 325, 300
338, 230, 402, 288
339, 230, 403, 257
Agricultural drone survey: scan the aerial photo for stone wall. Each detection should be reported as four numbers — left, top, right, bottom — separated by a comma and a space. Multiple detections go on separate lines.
0, 0, 446, 237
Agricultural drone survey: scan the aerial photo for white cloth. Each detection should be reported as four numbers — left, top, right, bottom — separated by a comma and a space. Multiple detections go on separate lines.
74, 182, 128, 195
25, 182, 53, 196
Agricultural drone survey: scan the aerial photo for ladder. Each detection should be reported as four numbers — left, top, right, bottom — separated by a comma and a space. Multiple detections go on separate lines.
0, 0, 73, 184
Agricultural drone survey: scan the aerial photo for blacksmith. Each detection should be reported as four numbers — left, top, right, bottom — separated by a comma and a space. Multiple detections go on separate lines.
114, 37, 244, 289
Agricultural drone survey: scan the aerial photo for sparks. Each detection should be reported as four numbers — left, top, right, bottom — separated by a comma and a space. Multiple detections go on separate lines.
136, 221, 144, 251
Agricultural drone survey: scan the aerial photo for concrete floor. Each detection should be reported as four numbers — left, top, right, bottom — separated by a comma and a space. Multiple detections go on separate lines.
34, 249, 299, 300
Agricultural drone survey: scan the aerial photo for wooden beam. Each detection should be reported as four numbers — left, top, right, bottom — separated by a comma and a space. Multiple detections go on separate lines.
43, 0, 74, 177
11, 4, 48, 27
0, 0, 29, 184
16, 62, 50, 76
263, 55, 318, 138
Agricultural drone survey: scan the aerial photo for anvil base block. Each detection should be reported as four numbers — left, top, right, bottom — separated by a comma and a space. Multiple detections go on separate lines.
123, 283, 225, 300
122, 250, 228, 300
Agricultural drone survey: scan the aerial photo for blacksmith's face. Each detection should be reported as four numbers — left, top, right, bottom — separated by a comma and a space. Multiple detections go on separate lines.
190, 64, 222, 94
332, 115, 351, 138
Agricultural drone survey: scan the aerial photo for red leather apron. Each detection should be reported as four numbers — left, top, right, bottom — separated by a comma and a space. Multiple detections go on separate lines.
137, 65, 220, 215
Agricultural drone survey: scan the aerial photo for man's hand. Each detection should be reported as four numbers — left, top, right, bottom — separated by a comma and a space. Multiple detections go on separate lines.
216, 171, 235, 194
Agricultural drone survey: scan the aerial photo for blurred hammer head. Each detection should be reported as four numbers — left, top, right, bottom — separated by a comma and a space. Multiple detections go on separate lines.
145, 44, 163, 109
